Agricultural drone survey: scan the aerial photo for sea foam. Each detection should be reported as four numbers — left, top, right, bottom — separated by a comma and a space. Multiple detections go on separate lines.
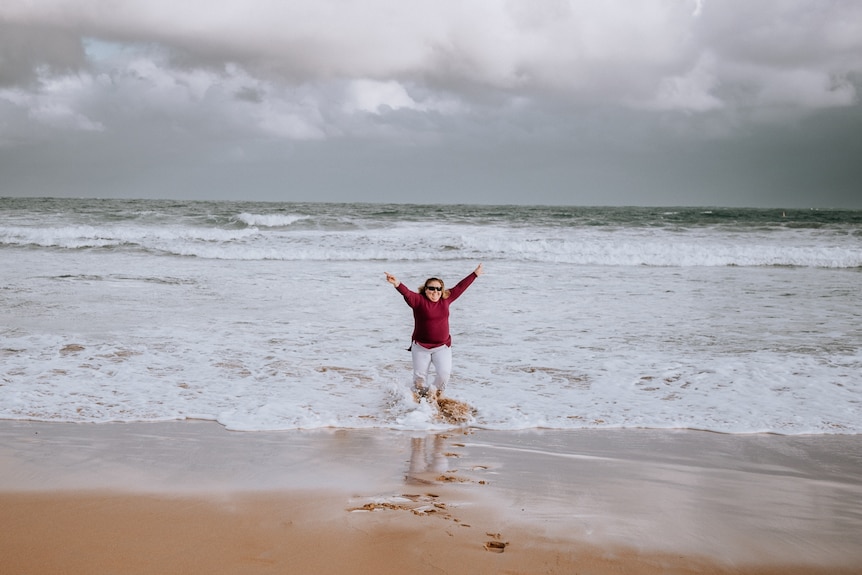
2, 199, 860, 433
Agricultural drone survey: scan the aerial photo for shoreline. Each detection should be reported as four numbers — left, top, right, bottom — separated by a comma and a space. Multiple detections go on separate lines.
2, 421, 861, 574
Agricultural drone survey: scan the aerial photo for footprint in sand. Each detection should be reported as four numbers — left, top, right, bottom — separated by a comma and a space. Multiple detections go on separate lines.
484, 535, 508, 553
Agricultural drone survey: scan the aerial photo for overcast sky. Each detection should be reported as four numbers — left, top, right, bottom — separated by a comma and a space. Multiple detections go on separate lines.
1, 1, 861, 207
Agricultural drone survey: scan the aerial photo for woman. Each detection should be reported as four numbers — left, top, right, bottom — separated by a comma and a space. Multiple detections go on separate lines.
385, 263, 483, 400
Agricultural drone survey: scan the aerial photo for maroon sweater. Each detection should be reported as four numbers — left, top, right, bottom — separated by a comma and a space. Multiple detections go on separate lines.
396, 272, 477, 348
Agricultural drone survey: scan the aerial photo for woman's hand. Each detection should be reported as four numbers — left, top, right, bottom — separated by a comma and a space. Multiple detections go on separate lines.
473, 263, 484, 276
385, 272, 400, 287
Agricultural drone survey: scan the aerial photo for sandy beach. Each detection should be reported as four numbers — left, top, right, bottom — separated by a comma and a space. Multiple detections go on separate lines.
2, 421, 861, 574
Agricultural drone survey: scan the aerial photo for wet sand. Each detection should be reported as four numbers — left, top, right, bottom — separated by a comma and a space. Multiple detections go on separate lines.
2, 421, 861, 574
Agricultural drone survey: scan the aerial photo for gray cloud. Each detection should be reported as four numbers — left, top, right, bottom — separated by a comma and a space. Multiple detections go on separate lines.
1, 0, 860, 207
0, 21, 86, 86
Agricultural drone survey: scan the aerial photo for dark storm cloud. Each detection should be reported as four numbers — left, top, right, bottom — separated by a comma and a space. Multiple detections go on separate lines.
0, 21, 86, 86
1, 1, 861, 206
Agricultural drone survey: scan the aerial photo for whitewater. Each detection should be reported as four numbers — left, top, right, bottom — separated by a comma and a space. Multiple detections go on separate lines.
2, 198, 860, 433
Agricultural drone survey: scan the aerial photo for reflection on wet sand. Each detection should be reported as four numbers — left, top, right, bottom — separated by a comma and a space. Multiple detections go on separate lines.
406, 435, 449, 484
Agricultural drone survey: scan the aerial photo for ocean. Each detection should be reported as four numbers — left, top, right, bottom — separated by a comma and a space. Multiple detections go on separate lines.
2, 197, 860, 433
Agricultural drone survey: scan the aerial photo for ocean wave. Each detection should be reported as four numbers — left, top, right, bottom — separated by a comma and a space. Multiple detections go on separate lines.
149, 239, 862, 268
3, 202, 860, 435
0, 224, 261, 250
3, 222, 860, 268
235, 212, 311, 227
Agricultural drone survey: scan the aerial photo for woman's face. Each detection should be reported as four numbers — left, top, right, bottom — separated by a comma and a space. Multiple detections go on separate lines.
424, 281, 443, 302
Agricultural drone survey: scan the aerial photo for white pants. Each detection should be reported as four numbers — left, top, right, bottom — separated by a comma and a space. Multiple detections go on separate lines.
411, 343, 452, 392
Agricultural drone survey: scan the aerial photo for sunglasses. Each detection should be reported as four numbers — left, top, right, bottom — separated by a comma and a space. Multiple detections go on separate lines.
425, 286, 443, 292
